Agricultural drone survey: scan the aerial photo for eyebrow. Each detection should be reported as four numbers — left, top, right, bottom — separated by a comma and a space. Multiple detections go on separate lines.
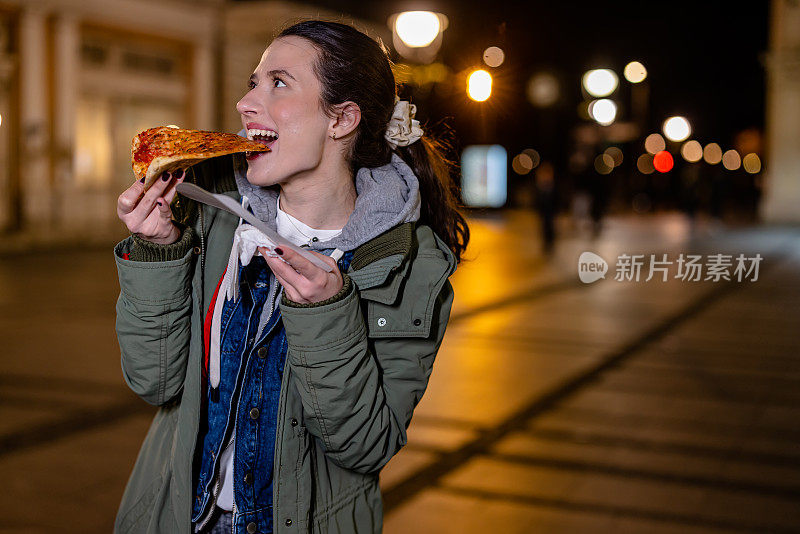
250, 69, 297, 84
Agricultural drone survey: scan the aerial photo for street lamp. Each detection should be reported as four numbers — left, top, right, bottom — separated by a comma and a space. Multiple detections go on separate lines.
582, 69, 618, 97
589, 98, 617, 125
395, 11, 440, 47
623, 61, 647, 83
663, 116, 691, 142
467, 69, 492, 102
389, 11, 448, 64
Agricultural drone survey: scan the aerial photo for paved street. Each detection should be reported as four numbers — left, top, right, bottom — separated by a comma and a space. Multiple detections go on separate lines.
1, 211, 799, 533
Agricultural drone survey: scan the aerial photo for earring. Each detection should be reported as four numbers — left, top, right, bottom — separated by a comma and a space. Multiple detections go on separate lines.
330, 132, 337, 140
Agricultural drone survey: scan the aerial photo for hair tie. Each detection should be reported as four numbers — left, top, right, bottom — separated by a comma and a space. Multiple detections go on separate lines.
385, 96, 424, 149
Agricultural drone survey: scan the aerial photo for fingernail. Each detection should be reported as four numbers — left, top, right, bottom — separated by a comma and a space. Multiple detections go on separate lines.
161, 172, 170, 181
156, 200, 163, 206
275, 247, 283, 256
139, 176, 145, 184
174, 169, 184, 179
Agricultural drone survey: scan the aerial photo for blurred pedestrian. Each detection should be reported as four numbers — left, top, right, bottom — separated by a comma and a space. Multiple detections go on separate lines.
534, 161, 557, 253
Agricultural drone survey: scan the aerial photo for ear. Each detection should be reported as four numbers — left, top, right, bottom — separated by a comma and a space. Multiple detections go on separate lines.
329, 101, 361, 139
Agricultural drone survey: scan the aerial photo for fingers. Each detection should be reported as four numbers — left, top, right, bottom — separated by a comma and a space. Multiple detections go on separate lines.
163, 169, 186, 204
156, 197, 172, 217
136, 171, 176, 217
270, 266, 303, 302
118, 169, 187, 240
117, 178, 145, 216
265, 252, 306, 288
274, 246, 329, 281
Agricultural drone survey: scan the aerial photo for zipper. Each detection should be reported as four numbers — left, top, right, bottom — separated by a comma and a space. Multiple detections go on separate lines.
195, 475, 221, 531
199, 204, 206, 272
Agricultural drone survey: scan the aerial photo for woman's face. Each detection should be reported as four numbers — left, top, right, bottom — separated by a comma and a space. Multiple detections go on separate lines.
236, 36, 331, 186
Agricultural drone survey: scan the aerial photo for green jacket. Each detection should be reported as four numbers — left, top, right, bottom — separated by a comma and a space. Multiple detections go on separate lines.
113, 159, 457, 533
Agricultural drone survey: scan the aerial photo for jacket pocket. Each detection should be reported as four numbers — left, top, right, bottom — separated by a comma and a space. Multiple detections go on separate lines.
364, 251, 452, 339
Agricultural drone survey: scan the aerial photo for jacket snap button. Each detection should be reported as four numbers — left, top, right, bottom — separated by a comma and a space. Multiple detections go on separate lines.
250, 407, 260, 419
244, 472, 254, 485
246, 522, 257, 533
290, 418, 298, 427
192, 246, 201, 255
285, 518, 293, 526
377, 317, 387, 327
257, 347, 267, 359
413, 318, 422, 326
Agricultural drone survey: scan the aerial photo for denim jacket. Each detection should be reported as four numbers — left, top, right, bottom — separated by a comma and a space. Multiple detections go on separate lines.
192, 251, 354, 532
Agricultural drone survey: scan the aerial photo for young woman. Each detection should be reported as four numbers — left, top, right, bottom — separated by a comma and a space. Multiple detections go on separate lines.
113, 20, 468, 534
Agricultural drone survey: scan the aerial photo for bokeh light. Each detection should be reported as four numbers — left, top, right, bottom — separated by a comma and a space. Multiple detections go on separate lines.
594, 154, 614, 175
395, 11, 441, 47
522, 148, 541, 168
703, 143, 722, 164
582, 69, 619, 97
589, 99, 617, 125
623, 61, 647, 83
512, 153, 534, 175
681, 140, 703, 162
722, 149, 742, 171
527, 73, 560, 107
604, 146, 623, 167
663, 116, 691, 142
637, 153, 655, 174
653, 150, 674, 173
743, 153, 762, 174
483, 46, 505, 68
645, 133, 666, 154
467, 69, 492, 101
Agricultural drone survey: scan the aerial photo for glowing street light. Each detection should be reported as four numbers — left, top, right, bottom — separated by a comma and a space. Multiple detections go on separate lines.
582, 69, 618, 97
467, 69, 492, 101
681, 140, 703, 162
589, 99, 617, 125
703, 143, 722, 165
395, 11, 441, 47
624, 61, 647, 83
663, 116, 691, 142
483, 46, 505, 67
743, 153, 762, 174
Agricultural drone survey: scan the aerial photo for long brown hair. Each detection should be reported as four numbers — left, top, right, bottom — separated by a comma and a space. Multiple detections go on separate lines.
278, 20, 469, 262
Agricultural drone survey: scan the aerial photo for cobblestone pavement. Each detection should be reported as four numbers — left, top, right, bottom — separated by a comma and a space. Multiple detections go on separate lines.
1, 212, 798, 533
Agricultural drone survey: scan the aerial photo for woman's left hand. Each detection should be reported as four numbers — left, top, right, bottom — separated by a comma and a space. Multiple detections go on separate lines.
260, 246, 343, 304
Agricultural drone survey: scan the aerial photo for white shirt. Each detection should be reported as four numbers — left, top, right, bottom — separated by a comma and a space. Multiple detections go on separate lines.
216, 197, 343, 511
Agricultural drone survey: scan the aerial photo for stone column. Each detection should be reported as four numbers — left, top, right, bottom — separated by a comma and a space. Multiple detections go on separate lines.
19, 7, 50, 230
53, 14, 79, 227
192, 42, 214, 130
761, 0, 800, 222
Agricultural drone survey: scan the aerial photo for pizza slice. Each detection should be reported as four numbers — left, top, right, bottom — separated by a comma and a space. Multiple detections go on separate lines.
131, 126, 270, 188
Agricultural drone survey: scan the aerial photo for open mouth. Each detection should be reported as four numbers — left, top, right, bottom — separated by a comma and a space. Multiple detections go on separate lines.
246, 128, 278, 159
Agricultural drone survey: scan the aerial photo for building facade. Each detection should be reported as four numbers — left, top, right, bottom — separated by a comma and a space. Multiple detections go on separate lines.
0, 0, 220, 241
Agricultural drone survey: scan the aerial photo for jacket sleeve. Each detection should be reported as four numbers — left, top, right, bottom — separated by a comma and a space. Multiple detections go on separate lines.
279, 252, 455, 474
114, 236, 196, 406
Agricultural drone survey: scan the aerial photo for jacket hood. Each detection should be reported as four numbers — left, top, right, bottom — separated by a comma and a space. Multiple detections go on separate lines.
233, 152, 421, 253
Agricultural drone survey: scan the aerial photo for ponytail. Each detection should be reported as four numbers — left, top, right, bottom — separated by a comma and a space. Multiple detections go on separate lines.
397, 137, 470, 263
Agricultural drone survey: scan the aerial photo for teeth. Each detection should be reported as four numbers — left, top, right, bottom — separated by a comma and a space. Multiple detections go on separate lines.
247, 128, 278, 140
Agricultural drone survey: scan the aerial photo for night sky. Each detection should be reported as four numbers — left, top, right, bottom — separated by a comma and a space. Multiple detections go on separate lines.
233, 0, 769, 182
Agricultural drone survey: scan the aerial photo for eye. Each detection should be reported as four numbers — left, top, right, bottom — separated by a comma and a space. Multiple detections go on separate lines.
248, 79, 257, 90
273, 77, 286, 88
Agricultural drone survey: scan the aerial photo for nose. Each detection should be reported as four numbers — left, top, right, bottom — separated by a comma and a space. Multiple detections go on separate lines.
236, 90, 258, 116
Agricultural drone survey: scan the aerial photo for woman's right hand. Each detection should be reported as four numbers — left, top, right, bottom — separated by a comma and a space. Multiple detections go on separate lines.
117, 170, 186, 245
